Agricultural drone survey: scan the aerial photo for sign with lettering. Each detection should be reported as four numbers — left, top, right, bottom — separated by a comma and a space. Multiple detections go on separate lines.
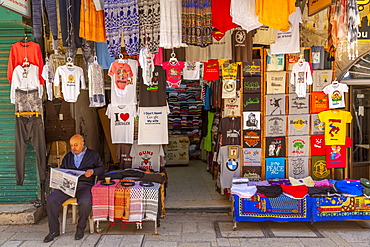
1, 0, 31, 18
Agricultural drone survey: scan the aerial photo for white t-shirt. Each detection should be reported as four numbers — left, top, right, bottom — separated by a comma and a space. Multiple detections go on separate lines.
182, 62, 201, 80
138, 47, 154, 86
138, 105, 170, 145
323, 82, 348, 109
106, 104, 136, 144
270, 7, 302, 54
11, 64, 43, 104
54, 65, 86, 102
41, 64, 54, 101
290, 61, 313, 97
230, 0, 262, 32
130, 140, 164, 172
222, 79, 237, 98
217, 146, 241, 189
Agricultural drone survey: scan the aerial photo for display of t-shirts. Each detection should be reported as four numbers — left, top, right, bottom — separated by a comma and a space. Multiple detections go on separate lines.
311, 134, 325, 156
311, 114, 325, 135
7, 41, 45, 85
288, 136, 309, 157
231, 29, 255, 63
10, 64, 43, 104
265, 157, 286, 180
54, 65, 86, 102
253, 25, 276, 45
265, 116, 286, 137
288, 156, 309, 179
318, 110, 352, 145
243, 93, 261, 111
324, 136, 352, 169
182, 62, 201, 80
222, 91, 241, 117
109, 59, 138, 105
323, 82, 348, 109
266, 71, 286, 94
311, 156, 330, 180
222, 79, 237, 98
88, 62, 105, 107
243, 148, 262, 166
265, 136, 286, 157
266, 50, 285, 71
243, 130, 261, 148
221, 61, 238, 79
203, 59, 220, 81
130, 140, 164, 171
288, 114, 310, 136
290, 61, 313, 97
288, 94, 309, 114
243, 76, 261, 93
138, 47, 154, 86
311, 92, 329, 113
219, 117, 241, 145
217, 146, 241, 189
242, 59, 261, 76
138, 65, 167, 107
230, 0, 261, 32
313, 70, 332, 92
270, 7, 302, 54
106, 104, 136, 144
243, 111, 261, 130
266, 94, 286, 116
208, 30, 232, 59
138, 105, 170, 145
311, 46, 325, 70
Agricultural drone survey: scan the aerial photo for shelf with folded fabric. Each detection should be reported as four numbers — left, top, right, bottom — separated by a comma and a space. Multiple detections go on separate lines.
168, 101, 203, 104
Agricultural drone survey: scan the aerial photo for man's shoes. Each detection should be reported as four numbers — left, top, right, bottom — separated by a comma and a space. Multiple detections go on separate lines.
43, 232, 60, 243
74, 229, 84, 240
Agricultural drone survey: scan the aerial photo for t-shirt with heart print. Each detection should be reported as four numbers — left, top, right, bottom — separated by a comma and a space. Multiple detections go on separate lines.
106, 104, 136, 144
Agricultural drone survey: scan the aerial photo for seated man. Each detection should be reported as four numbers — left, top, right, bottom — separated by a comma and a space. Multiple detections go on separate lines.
43, 134, 105, 243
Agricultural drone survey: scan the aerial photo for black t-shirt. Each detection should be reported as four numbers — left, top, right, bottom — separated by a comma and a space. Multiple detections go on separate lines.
138, 65, 167, 107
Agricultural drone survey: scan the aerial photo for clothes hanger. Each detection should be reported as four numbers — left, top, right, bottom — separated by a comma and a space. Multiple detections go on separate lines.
298, 54, 305, 63
66, 57, 74, 67
20, 32, 30, 43
169, 48, 178, 65
22, 57, 30, 68
118, 54, 127, 64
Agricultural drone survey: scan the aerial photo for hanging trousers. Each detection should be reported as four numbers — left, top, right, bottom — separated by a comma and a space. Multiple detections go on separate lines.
46, 182, 92, 233
32, 0, 59, 42
15, 116, 47, 185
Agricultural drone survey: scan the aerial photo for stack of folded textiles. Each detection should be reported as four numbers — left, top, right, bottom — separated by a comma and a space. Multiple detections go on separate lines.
178, 93, 187, 101
180, 105, 189, 114
168, 92, 178, 102
189, 105, 198, 114
186, 93, 195, 102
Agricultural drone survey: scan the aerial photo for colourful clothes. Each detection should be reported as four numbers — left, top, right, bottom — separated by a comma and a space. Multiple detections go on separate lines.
311, 134, 325, 156
324, 137, 352, 169
108, 61, 134, 96
323, 82, 348, 109
290, 61, 312, 97
162, 60, 185, 88
203, 59, 220, 81
318, 110, 352, 145
138, 0, 160, 53
311, 92, 329, 114
212, 0, 238, 33
221, 61, 238, 80
79, 0, 106, 43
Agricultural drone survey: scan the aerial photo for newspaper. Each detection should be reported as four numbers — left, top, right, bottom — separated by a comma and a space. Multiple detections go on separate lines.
50, 168, 85, 197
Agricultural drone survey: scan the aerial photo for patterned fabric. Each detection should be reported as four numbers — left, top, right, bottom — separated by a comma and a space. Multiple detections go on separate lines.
92, 179, 119, 222
15, 90, 43, 115
114, 179, 134, 220
128, 182, 143, 222
138, 0, 160, 53
142, 182, 160, 221
88, 63, 106, 107
182, 0, 213, 47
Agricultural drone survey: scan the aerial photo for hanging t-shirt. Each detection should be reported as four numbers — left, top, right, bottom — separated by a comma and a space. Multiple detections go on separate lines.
266, 71, 286, 94
243, 130, 261, 148
290, 61, 313, 97
217, 146, 241, 189
130, 140, 164, 171
222, 91, 241, 117
266, 50, 285, 71
54, 65, 86, 102
108, 61, 134, 97
288, 114, 310, 136
230, 0, 261, 32
242, 59, 261, 77
313, 70, 332, 92
265, 116, 286, 137
208, 30, 232, 60
161, 60, 185, 88
243, 76, 261, 93
288, 94, 309, 114
138, 65, 167, 107
323, 82, 348, 109
243, 93, 261, 111
265, 157, 286, 180
106, 104, 136, 144
311, 92, 329, 113
203, 59, 220, 81
253, 25, 276, 45
311, 46, 325, 70
221, 61, 238, 79
265, 136, 286, 157
311, 134, 325, 156
243, 148, 262, 166
266, 94, 286, 116
185, 46, 209, 62
219, 117, 241, 145
243, 111, 261, 130
182, 62, 201, 80
288, 156, 309, 179
288, 136, 309, 157
231, 29, 255, 63
324, 137, 352, 168
270, 7, 302, 54
318, 110, 352, 145
138, 47, 154, 86
222, 79, 237, 98
212, 0, 238, 33
138, 105, 170, 145
311, 114, 325, 135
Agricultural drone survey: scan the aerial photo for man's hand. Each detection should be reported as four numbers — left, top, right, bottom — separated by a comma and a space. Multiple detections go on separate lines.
84, 169, 94, 177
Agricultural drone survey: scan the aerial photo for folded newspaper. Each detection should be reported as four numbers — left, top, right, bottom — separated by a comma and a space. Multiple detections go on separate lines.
50, 168, 85, 197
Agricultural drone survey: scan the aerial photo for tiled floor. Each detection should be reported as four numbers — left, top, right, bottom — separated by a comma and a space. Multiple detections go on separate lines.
164, 160, 231, 209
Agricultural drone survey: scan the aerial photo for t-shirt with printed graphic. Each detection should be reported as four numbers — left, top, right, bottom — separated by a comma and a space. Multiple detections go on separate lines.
324, 136, 352, 168
221, 61, 238, 79
266, 50, 285, 71
203, 59, 220, 81
219, 117, 241, 145
243, 148, 262, 166
265, 157, 285, 180
222, 91, 241, 117
288, 114, 310, 136
265, 136, 286, 157
162, 60, 185, 88
54, 65, 86, 102
323, 82, 348, 109
311, 134, 325, 156
290, 61, 312, 97
313, 70, 332, 92
138, 65, 167, 107
217, 146, 241, 189
311, 46, 325, 70
108, 61, 134, 97
318, 110, 352, 145
266, 71, 286, 94
288, 94, 309, 114
265, 115, 286, 137
130, 140, 164, 171
311, 92, 329, 113
182, 62, 201, 80
288, 136, 309, 157
311, 114, 325, 135
106, 104, 136, 144
266, 94, 286, 116
138, 47, 154, 86
288, 156, 309, 179
222, 79, 237, 98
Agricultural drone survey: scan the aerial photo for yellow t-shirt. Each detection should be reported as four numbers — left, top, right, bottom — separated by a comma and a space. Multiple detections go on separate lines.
318, 110, 352, 145
220, 60, 239, 80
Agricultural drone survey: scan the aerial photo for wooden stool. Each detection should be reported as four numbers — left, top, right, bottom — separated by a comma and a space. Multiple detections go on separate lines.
61, 198, 94, 234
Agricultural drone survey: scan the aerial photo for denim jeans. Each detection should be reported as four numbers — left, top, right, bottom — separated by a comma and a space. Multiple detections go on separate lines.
32, 0, 59, 42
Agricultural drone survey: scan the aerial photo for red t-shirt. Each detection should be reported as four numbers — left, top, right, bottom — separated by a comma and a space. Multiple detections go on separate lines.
324, 136, 352, 168
311, 92, 329, 114
212, 0, 238, 33
203, 59, 220, 81
311, 134, 325, 156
